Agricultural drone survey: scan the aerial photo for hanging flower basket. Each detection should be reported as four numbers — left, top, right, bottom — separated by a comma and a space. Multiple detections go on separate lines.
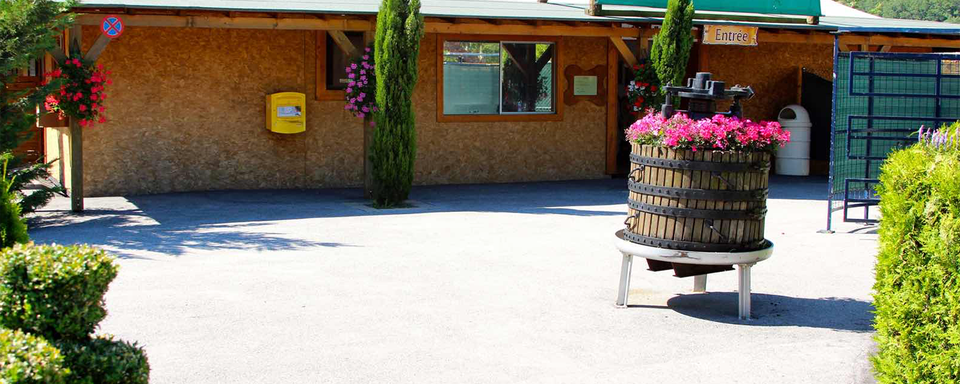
344, 45, 377, 126
43, 57, 112, 128
622, 110, 790, 252
625, 61, 664, 117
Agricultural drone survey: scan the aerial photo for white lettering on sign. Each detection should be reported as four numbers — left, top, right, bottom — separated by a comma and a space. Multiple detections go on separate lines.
703, 25, 759, 46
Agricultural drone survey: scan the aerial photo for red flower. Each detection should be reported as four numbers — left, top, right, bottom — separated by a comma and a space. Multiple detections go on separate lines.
79, 104, 87, 112
78, 119, 88, 127
98, 116, 106, 124
633, 65, 640, 71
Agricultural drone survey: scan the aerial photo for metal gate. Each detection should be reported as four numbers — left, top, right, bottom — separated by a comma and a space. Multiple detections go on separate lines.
827, 49, 960, 231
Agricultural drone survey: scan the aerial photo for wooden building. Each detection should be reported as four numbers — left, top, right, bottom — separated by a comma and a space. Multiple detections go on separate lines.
37, 0, 960, 200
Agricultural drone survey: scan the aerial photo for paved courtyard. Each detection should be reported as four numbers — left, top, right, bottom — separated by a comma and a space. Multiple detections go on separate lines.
29, 177, 877, 383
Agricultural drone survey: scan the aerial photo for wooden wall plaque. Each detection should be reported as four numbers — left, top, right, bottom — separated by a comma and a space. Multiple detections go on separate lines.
564, 64, 607, 106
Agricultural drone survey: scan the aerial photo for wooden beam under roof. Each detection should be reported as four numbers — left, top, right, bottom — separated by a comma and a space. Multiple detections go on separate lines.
76, 11, 637, 37
76, 13, 375, 31
609, 36, 638, 67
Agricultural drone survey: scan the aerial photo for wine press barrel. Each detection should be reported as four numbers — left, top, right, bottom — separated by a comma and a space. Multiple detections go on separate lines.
624, 143, 771, 253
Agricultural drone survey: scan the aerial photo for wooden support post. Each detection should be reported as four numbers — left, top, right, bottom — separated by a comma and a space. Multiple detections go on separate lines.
68, 25, 84, 212
698, 43, 709, 72
605, 40, 620, 175
69, 119, 83, 212
609, 36, 638, 68
84, 34, 111, 62
588, 0, 600, 16
329, 30, 358, 57
796, 66, 803, 104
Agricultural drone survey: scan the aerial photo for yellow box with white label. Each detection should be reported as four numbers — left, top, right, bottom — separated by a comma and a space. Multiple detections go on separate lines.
265, 92, 306, 134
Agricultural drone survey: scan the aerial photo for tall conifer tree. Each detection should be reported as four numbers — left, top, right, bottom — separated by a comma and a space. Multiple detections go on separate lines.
372, 0, 424, 206
650, 0, 695, 89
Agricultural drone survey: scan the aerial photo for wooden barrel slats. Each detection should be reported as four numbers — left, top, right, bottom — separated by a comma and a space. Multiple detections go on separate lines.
624, 143, 771, 253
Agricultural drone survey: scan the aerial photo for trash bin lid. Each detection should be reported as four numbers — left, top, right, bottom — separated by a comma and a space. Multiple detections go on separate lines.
778, 104, 810, 125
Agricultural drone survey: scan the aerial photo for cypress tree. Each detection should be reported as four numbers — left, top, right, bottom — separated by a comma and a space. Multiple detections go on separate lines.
650, 0, 695, 88
372, 0, 424, 206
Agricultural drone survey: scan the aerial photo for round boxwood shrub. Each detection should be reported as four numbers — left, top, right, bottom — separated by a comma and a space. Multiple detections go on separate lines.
0, 244, 118, 341
56, 336, 149, 384
0, 328, 68, 384
874, 126, 960, 383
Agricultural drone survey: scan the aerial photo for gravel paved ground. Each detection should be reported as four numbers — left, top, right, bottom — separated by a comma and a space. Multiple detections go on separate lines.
29, 177, 877, 384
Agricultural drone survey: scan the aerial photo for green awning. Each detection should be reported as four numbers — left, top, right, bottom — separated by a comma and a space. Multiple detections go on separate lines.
595, 0, 822, 17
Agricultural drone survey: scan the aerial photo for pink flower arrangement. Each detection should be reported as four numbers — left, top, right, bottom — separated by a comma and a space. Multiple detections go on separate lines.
626, 109, 790, 152
44, 57, 111, 127
344, 46, 377, 126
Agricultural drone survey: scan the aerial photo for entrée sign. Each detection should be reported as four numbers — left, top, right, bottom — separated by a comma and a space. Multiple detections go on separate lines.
703, 25, 758, 46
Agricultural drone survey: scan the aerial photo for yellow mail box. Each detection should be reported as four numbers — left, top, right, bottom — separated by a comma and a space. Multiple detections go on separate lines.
265, 92, 306, 134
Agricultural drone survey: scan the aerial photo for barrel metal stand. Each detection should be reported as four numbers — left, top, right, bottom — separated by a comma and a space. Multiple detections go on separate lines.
614, 231, 773, 320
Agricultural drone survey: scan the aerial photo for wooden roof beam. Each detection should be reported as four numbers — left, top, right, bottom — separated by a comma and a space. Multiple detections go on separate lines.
609, 36, 638, 68
76, 13, 375, 31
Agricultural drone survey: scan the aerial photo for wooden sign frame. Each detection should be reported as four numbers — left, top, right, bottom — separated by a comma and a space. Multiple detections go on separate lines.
564, 64, 606, 106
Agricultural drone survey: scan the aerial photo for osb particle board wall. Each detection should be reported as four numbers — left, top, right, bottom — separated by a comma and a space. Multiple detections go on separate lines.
79, 27, 607, 196
413, 34, 608, 185
81, 25, 364, 196
702, 43, 834, 122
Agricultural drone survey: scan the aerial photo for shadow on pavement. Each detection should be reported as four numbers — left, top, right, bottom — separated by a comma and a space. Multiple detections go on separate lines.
663, 292, 874, 332
28, 177, 831, 256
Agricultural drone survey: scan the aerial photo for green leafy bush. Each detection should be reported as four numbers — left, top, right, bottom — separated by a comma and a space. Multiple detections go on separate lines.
1, 158, 29, 249
55, 336, 149, 384
0, 244, 118, 341
0, 328, 68, 384
873, 122, 960, 383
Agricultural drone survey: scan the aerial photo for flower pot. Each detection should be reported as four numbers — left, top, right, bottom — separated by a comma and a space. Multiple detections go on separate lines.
623, 143, 771, 253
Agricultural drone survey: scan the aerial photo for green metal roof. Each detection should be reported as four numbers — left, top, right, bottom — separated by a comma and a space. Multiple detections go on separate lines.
74, 0, 960, 36
596, 0, 821, 17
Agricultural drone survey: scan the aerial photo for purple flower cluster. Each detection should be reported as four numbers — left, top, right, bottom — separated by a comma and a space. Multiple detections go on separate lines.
919, 124, 960, 150
344, 46, 377, 126
626, 109, 790, 153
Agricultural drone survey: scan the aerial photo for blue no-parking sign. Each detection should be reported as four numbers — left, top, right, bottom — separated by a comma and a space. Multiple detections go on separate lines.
101, 15, 124, 39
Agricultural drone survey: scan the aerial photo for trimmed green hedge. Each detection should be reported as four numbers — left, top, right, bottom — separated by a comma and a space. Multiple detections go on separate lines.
873, 123, 960, 383
0, 244, 118, 341
0, 328, 68, 384
56, 336, 149, 384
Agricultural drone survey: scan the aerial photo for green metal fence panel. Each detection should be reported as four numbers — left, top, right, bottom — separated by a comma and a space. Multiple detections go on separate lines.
829, 52, 960, 228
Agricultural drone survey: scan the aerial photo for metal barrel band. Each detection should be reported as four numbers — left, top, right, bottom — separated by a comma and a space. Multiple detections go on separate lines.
622, 229, 769, 253
628, 180, 768, 202
627, 199, 767, 220
629, 153, 771, 173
